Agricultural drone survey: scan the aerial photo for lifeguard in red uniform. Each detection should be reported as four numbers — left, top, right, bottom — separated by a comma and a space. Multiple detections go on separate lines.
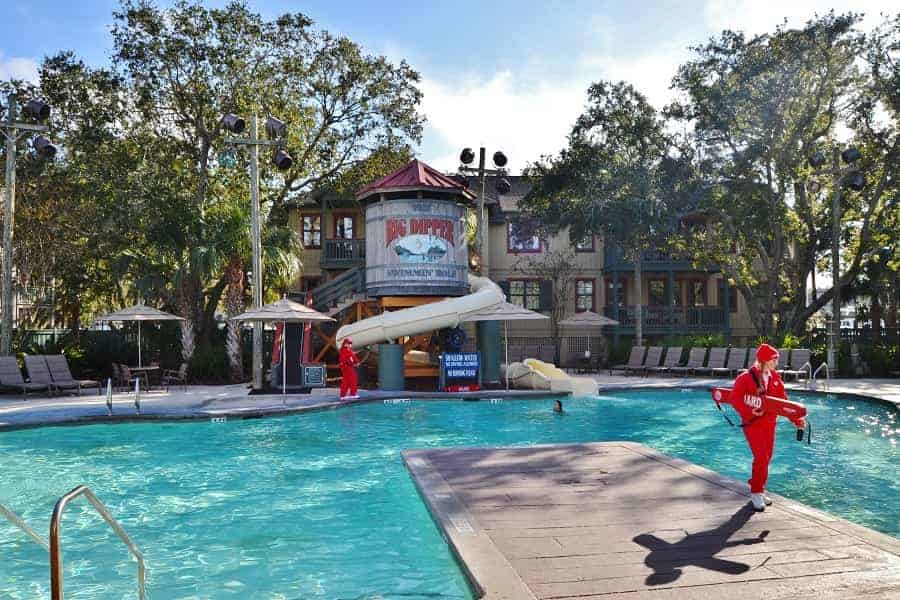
339, 337, 360, 400
731, 343, 804, 511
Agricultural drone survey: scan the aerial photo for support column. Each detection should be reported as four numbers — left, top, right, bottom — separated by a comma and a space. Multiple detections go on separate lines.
667, 270, 675, 333
613, 270, 621, 344
477, 320, 501, 386
722, 278, 731, 334
2, 94, 18, 356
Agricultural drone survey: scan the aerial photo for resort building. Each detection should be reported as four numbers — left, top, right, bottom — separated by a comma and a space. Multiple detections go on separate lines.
287, 169, 758, 365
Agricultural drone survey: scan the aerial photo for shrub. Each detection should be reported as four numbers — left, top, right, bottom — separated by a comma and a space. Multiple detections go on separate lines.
189, 343, 229, 383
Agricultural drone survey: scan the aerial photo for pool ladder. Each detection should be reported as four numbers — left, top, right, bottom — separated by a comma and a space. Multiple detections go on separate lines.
809, 362, 830, 391
1, 485, 146, 600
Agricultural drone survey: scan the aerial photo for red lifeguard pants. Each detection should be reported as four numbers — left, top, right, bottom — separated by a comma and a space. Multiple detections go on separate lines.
743, 417, 777, 493
340, 365, 358, 398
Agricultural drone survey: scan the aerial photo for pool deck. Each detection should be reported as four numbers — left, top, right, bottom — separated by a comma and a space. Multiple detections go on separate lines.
0, 376, 896, 430
403, 442, 900, 600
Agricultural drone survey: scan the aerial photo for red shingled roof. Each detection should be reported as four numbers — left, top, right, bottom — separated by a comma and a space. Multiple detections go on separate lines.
356, 159, 476, 201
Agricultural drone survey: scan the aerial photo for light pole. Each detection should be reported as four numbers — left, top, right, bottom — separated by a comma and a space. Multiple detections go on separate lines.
221, 113, 293, 390
458, 147, 510, 278
809, 146, 864, 376
1, 95, 55, 355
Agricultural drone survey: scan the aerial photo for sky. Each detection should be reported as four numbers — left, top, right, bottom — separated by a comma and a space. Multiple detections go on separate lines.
1, 0, 895, 173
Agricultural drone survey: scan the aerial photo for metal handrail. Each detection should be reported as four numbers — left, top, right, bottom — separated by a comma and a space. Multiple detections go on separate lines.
0, 502, 49, 550
810, 362, 830, 390
50, 485, 146, 600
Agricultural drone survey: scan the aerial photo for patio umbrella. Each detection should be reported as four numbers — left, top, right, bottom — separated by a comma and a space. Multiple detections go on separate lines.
96, 305, 185, 367
558, 310, 619, 328
460, 301, 548, 390
230, 298, 334, 395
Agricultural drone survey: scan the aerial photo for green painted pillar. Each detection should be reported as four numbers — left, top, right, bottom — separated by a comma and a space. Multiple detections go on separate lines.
477, 320, 501, 385
377, 343, 404, 391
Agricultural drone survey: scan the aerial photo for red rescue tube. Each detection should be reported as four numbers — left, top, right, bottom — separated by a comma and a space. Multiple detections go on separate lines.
711, 387, 807, 422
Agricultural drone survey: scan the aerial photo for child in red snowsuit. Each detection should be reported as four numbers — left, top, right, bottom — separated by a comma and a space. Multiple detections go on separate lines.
339, 337, 359, 400
731, 343, 804, 511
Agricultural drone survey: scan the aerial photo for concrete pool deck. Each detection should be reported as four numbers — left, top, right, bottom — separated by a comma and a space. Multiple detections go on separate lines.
0, 376, 896, 430
404, 442, 900, 600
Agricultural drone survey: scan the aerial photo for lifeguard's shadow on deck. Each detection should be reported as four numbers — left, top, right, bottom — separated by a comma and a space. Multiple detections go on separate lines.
633, 504, 769, 585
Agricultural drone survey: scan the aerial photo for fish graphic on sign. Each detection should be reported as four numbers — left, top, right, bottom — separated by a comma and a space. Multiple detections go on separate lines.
393, 234, 448, 263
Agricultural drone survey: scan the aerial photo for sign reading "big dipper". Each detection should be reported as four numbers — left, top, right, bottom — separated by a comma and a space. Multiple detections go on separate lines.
365, 198, 468, 297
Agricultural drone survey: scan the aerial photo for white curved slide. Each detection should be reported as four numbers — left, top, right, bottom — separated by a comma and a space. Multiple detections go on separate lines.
506, 358, 599, 397
336, 275, 505, 348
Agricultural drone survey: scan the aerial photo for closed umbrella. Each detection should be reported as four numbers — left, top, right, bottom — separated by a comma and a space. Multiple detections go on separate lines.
460, 301, 548, 390
231, 298, 334, 395
97, 305, 185, 367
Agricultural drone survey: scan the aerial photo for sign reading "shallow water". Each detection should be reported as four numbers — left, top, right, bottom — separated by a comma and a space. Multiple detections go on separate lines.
440, 352, 480, 391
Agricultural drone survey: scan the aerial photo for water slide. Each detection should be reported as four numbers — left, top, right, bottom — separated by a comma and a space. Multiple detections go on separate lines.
335, 275, 504, 348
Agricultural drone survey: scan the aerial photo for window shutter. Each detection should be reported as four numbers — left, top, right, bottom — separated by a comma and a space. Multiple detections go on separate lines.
539, 280, 554, 312
498, 280, 511, 300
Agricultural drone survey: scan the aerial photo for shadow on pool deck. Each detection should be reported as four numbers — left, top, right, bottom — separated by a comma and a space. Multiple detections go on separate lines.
634, 504, 767, 585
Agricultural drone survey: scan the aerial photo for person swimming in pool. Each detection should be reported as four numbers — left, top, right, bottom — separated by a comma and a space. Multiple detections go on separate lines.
553, 399, 564, 414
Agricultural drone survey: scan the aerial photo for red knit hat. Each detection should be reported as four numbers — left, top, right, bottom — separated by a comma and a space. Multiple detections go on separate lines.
756, 343, 779, 362
342, 337, 353, 346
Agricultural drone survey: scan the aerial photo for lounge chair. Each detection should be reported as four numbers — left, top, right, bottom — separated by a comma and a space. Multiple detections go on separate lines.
782, 348, 812, 382
775, 349, 790, 375
647, 347, 683, 376
0, 356, 50, 399
610, 346, 645, 375
46, 354, 102, 396
712, 348, 748, 378
694, 347, 727, 376
670, 348, 706, 376
162, 363, 188, 391
629, 346, 662, 375
24, 355, 76, 396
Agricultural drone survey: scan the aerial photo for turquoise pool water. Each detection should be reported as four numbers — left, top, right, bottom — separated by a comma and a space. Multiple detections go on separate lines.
0, 390, 896, 599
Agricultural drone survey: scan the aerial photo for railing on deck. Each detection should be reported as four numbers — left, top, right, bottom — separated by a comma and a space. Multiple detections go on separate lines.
320, 239, 365, 268
604, 305, 728, 332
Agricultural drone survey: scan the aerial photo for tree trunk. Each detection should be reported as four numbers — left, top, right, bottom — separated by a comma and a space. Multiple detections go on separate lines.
634, 249, 643, 347
225, 256, 245, 383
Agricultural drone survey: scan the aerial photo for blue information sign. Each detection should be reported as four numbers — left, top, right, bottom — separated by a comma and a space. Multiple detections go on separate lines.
441, 352, 480, 387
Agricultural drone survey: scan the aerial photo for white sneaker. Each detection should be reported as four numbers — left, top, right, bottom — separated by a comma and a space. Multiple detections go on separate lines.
751, 493, 766, 512
762, 493, 773, 506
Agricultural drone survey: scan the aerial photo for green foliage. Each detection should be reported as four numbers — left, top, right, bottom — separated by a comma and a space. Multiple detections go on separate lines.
189, 343, 229, 384
753, 332, 803, 349
660, 333, 726, 349
860, 343, 900, 377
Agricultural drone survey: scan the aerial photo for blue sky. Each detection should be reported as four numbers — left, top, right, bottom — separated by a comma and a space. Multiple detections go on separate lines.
1, 0, 893, 172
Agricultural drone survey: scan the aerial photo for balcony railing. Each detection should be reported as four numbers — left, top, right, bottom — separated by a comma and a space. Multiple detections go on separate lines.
320, 239, 365, 268
603, 245, 713, 271
604, 305, 728, 332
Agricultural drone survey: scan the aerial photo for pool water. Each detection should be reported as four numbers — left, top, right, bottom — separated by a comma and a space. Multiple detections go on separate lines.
0, 390, 896, 599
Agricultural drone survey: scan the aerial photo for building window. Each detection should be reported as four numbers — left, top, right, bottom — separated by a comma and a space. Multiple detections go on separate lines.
507, 223, 541, 253
575, 279, 595, 312
605, 278, 627, 308
673, 280, 684, 306
648, 279, 666, 306
302, 215, 321, 249
334, 214, 355, 239
689, 279, 707, 306
509, 279, 541, 310
575, 235, 595, 253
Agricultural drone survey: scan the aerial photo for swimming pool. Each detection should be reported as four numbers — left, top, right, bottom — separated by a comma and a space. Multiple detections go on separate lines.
0, 390, 896, 598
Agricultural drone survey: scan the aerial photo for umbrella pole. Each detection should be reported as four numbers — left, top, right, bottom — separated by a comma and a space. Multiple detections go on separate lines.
505, 321, 509, 391
282, 320, 286, 398
138, 321, 142, 368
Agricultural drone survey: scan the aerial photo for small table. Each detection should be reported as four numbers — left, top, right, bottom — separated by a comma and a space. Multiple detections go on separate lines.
129, 366, 161, 388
